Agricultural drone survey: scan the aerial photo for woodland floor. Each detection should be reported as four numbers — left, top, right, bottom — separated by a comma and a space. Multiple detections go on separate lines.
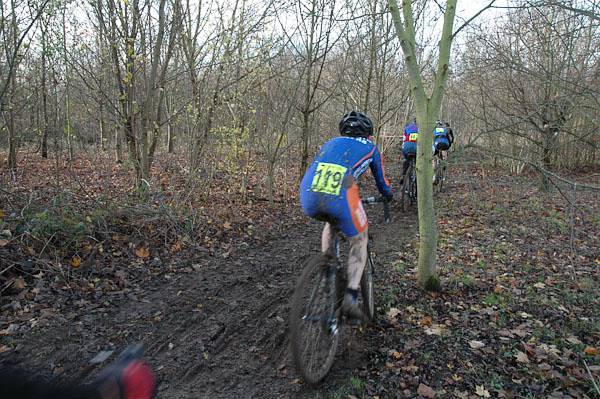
0, 152, 599, 398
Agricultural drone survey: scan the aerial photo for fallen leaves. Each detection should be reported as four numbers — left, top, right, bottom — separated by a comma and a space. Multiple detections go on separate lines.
13, 277, 26, 291
417, 383, 437, 398
515, 350, 530, 364
584, 347, 598, 356
170, 241, 182, 253
0, 239, 8, 247
70, 256, 82, 268
469, 340, 486, 349
134, 246, 150, 259
424, 324, 447, 336
475, 385, 491, 398
387, 307, 401, 322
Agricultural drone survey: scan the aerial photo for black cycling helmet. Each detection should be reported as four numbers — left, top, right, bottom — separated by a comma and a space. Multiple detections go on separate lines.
339, 111, 373, 138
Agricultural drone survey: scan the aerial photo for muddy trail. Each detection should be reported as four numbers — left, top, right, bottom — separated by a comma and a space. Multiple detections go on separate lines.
3, 160, 599, 398
1, 186, 419, 398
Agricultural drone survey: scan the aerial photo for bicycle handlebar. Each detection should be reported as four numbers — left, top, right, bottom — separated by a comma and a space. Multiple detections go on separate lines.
362, 196, 391, 224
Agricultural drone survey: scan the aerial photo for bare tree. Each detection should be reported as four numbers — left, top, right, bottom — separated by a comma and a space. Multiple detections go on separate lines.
389, 0, 458, 290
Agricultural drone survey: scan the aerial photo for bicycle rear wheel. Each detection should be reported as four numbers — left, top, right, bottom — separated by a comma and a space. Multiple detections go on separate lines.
290, 254, 340, 384
434, 156, 446, 194
438, 160, 447, 193
360, 252, 375, 320
401, 163, 415, 212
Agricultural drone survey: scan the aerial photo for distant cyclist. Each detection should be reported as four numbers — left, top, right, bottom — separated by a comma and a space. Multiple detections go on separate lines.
0, 346, 155, 399
400, 118, 418, 185
432, 121, 454, 185
299, 111, 393, 320
432, 120, 454, 157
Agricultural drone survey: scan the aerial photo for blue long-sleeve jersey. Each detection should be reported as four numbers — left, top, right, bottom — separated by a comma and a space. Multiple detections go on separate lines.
300, 136, 392, 198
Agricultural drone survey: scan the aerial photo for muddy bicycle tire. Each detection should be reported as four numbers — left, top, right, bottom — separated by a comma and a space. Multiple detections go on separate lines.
360, 253, 375, 320
434, 157, 446, 194
401, 163, 416, 212
289, 254, 340, 384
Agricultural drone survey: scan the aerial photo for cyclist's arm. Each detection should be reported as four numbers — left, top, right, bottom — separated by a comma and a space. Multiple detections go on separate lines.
369, 147, 393, 198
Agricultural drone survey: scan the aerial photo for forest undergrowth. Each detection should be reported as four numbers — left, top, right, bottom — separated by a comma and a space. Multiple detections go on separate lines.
0, 150, 598, 398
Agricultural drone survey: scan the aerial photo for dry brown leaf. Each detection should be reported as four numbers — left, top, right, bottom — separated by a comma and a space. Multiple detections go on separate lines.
469, 340, 485, 349
424, 324, 446, 336
417, 383, 436, 399
0, 210, 5, 218
475, 385, 491, 398
515, 350, 530, 363
0, 239, 8, 247
170, 241, 182, 253
70, 256, 82, 268
584, 346, 599, 356
387, 307, 401, 321
390, 350, 402, 359
135, 246, 150, 259
419, 315, 433, 326
223, 221, 232, 230
566, 336, 582, 345
13, 277, 26, 291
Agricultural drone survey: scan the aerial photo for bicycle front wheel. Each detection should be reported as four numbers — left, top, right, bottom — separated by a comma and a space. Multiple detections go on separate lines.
360, 252, 375, 321
289, 254, 340, 384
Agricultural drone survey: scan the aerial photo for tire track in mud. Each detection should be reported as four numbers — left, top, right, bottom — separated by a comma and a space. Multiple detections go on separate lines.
151, 224, 318, 398
150, 203, 418, 398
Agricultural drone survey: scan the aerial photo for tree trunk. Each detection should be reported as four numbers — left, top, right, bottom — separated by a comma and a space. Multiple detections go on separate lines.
62, 9, 73, 161
41, 23, 49, 158
7, 97, 17, 176
362, 0, 378, 113
99, 101, 106, 151
300, 110, 310, 176
115, 126, 123, 163
389, 0, 457, 290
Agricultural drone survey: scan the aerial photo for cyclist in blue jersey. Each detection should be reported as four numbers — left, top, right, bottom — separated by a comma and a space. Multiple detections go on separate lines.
432, 120, 453, 156
400, 118, 418, 185
431, 121, 455, 184
300, 111, 393, 320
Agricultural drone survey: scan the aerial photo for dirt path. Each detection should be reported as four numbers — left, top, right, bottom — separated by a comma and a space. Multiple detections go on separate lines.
148, 201, 417, 398
1, 192, 418, 398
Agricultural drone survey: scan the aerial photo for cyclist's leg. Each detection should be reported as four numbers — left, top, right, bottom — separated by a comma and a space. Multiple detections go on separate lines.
335, 182, 368, 319
347, 229, 368, 290
321, 222, 334, 253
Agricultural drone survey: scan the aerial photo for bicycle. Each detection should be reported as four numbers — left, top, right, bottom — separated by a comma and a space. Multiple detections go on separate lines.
433, 152, 447, 193
289, 197, 390, 384
401, 156, 417, 212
